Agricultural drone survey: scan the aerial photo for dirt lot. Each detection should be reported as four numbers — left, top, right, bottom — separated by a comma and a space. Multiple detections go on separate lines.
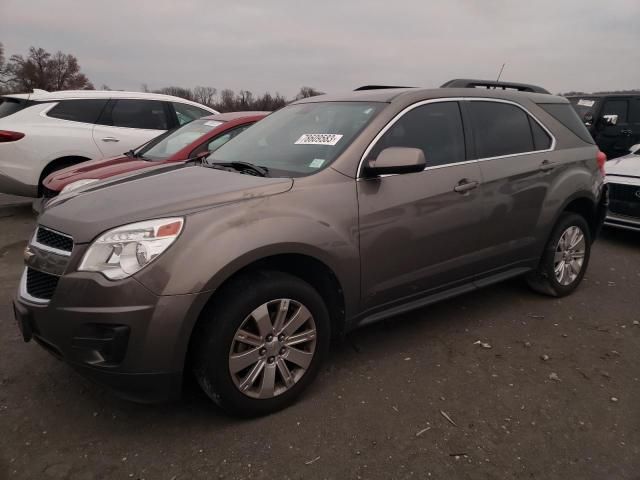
0, 201, 638, 480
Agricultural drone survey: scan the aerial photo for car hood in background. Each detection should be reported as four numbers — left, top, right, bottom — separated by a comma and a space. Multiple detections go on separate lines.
39, 164, 293, 243
606, 153, 640, 178
44, 155, 170, 191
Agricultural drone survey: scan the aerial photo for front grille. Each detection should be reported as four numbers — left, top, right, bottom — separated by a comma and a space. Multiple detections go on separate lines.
26, 268, 60, 300
608, 183, 640, 218
36, 227, 73, 252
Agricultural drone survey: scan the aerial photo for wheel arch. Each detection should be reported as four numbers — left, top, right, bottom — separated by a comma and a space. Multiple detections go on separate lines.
38, 155, 91, 195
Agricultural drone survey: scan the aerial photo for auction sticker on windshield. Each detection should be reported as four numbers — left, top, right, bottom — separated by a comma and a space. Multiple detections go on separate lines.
577, 99, 595, 108
295, 134, 343, 146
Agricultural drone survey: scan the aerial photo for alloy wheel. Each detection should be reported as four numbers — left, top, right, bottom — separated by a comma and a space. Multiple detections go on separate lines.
228, 298, 317, 399
553, 225, 586, 286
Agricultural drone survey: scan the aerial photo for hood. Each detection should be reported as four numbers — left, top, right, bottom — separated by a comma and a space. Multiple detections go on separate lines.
39, 164, 293, 243
43, 155, 166, 190
606, 152, 640, 178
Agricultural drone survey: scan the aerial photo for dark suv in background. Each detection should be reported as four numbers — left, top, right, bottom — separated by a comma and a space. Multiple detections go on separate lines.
14, 80, 607, 416
567, 93, 640, 159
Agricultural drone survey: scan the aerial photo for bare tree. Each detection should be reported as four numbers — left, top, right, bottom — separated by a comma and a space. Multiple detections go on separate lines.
295, 86, 323, 100
5, 46, 93, 92
193, 86, 217, 106
154, 86, 194, 101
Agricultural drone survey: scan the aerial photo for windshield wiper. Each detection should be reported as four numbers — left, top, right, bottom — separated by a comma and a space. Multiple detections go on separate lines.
206, 161, 269, 177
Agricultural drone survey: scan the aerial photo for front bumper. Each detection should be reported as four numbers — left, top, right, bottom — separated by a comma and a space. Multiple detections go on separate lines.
604, 212, 640, 232
14, 271, 210, 403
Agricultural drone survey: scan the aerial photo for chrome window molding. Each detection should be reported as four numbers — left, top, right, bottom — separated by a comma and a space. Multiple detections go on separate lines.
356, 97, 557, 179
19, 267, 50, 305
31, 227, 73, 257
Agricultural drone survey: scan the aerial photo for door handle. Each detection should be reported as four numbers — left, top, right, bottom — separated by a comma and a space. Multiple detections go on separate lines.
101, 137, 120, 142
453, 179, 479, 194
539, 160, 556, 172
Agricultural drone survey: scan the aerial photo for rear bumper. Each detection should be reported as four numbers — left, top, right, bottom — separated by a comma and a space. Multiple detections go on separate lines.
13, 272, 211, 403
0, 169, 37, 197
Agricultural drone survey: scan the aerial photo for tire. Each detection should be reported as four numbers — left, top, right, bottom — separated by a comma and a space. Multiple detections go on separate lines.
527, 213, 592, 297
193, 270, 331, 417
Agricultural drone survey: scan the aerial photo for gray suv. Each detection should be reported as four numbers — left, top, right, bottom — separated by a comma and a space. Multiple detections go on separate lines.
13, 81, 607, 416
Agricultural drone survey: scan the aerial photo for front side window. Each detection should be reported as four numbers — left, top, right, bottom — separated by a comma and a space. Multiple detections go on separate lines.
103, 99, 169, 130
47, 99, 108, 124
209, 102, 383, 176
468, 102, 535, 158
139, 118, 224, 160
368, 102, 466, 167
172, 102, 212, 126
601, 99, 628, 123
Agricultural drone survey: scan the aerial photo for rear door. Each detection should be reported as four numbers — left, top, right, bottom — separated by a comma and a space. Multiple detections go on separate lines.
594, 97, 631, 159
92, 99, 171, 157
358, 101, 485, 311
464, 99, 556, 276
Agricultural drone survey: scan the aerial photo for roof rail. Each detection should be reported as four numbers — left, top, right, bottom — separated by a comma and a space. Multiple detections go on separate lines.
440, 79, 550, 94
354, 85, 414, 91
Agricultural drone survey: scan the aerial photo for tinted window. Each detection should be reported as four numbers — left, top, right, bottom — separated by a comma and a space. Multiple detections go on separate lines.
568, 97, 599, 121
104, 100, 169, 130
172, 102, 211, 126
468, 102, 533, 158
629, 98, 640, 123
369, 102, 465, 166
0, 97, 33, 119
539, 103, 595, 144
601, 99, 628, 123
529, 117, 552, 150
47, 99, 108, 123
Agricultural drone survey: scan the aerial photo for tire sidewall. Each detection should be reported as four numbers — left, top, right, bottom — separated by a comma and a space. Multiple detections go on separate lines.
195, 271, 331, 417
541, 213, 591, 296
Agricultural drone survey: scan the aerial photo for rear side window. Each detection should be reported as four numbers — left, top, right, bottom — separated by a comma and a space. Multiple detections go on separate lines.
172, 102, 211, 126
369, 101, 466, 167
630, 98, 640, 123
467, 102, 534, 158
47, 99, 108, 124
99, 99, 169, 130
0, 97, 33, 119
538, 103, 595, 144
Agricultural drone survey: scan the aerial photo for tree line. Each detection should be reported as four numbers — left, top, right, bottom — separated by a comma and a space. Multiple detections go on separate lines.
0, 43, 323, 112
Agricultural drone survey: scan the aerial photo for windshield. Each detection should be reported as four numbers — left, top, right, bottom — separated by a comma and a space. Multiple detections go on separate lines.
209, 102, 383, 176
139, 119, 223, 160
568, 97, 600, 123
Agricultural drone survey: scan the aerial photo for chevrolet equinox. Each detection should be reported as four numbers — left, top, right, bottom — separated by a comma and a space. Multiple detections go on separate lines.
14, 80, 607, 416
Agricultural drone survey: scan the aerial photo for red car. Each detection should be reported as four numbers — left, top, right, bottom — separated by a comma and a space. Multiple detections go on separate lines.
42, 111, 268, 197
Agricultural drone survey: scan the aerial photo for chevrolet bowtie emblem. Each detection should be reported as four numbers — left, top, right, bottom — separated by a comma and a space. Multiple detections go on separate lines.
23, 246, 35, 262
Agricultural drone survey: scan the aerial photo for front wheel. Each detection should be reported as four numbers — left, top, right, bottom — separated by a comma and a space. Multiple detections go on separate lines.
527, 213, 592, 297
193, 271, 330, 417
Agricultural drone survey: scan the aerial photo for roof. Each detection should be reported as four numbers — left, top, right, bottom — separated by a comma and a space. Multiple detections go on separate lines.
294, 87, 567, 105
204, 111, 271, 121
565, 92, 640, 98
3, 89, 218, 112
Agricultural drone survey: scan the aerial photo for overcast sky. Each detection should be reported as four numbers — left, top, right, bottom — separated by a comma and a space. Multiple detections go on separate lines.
1, 0, 638, 97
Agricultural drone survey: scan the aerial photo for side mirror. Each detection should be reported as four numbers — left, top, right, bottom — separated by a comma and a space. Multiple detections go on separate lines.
602, 114, 619, 126
363, 147, 426, 177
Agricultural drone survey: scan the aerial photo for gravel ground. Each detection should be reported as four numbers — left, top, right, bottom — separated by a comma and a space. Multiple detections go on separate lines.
0, 204, 638, 479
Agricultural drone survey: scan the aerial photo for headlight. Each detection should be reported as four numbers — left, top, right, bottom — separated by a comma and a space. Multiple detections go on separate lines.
60, 178, 100, 194
78, 218, 184, 280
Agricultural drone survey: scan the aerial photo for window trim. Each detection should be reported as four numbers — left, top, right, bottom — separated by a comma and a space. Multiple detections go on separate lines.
356, 97, 556, 179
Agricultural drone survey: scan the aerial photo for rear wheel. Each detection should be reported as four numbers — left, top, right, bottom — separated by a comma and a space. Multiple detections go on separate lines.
193, 270, 330, 417
527, 213, 591, 297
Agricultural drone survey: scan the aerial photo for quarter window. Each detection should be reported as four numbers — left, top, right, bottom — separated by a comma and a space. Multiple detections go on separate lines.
172, 102, 212, 126
529, 117, 552, 150
100, 99, 169, 130
468, 102, 536, 158
47, 99, 108, 124
369, 102, 466, 167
